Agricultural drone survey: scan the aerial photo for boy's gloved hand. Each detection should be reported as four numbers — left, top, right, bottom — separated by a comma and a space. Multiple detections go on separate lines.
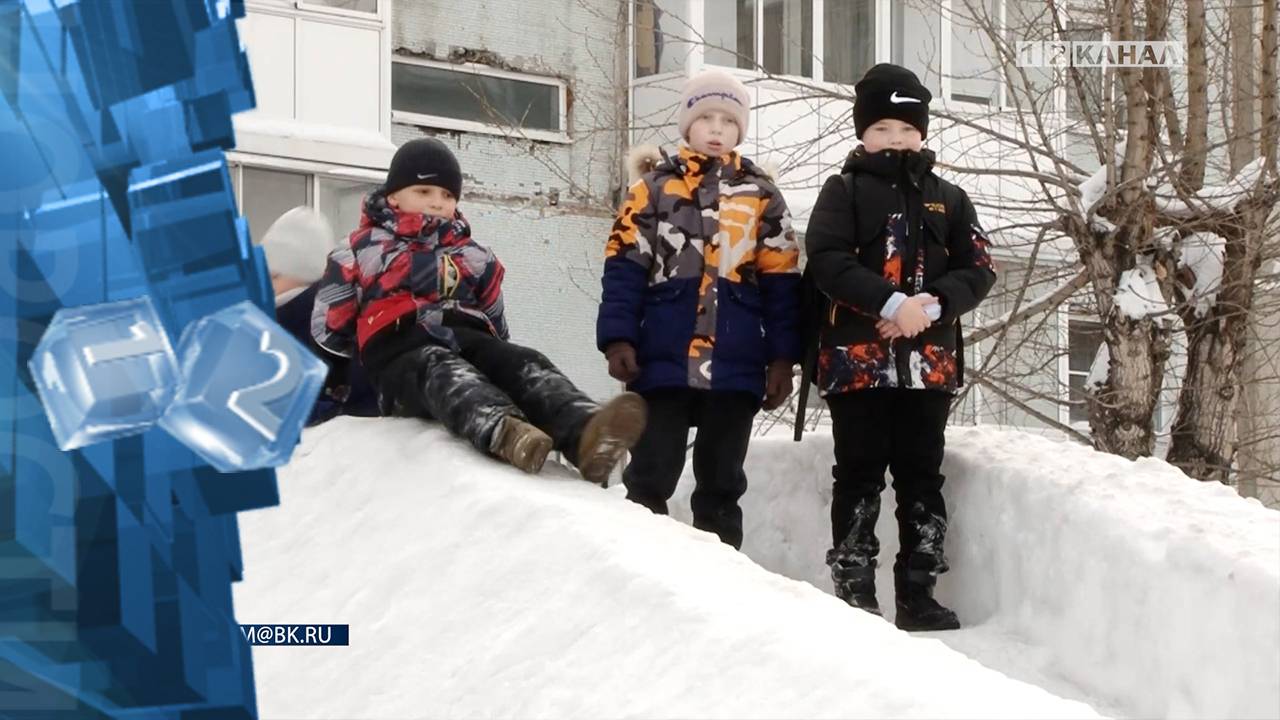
887, 293, 938, 338
763, 360, 795, 411
605, 342, 641, 382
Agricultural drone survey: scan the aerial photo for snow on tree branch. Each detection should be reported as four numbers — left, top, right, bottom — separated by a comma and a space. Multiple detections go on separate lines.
1154, 157, 1267, 218
1178, 232, 1227, 317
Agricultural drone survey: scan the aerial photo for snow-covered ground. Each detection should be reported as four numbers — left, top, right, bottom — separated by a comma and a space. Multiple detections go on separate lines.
233, 418, 1279, 719
666, 427, 1280, 718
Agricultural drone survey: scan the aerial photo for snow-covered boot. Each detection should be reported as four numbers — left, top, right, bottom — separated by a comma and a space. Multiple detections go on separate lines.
894, 570, 959, 631
828, 560, 880, 616
492, 415, 553, 474
575, 392, 647, 484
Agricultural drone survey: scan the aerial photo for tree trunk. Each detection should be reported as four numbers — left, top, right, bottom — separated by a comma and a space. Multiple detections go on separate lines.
1181, 0, 1209, 193
1166, 1, 1277, 484
1262, 0, 1279, 174
1082, 231, 1171, 460
1237, 0, 1280, 504
1236, 230, 1280, 501
1166, 211, 1266, 482
1083, 1, 1168, 459
1228, 0, 1257, 174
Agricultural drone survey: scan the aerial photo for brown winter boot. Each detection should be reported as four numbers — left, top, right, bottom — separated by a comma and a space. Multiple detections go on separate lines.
492, 415, 553, 474
575, 392, 647, 485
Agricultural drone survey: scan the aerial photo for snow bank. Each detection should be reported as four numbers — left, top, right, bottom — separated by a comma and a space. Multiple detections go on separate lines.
232, 418, 1101, 719
664, 428, 1280, 719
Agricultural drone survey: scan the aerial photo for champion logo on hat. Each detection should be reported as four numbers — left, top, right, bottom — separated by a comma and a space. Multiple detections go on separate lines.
890, 91, 922, 104
686, 90, 745, 108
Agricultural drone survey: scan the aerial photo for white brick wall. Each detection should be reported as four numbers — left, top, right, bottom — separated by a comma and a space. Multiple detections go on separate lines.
390, 0, 625, 401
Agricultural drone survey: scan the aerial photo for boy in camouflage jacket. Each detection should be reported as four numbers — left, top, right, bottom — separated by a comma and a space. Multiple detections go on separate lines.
598, 70, 802, 549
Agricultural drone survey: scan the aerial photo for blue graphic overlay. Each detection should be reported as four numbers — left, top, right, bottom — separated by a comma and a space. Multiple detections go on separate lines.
27, 296, 179, 451
0, 0, 300, 716
162, 301, 327, 473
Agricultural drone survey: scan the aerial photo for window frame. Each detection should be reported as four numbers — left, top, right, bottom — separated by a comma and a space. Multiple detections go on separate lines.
1063, 313, 1104, 429
679, 0, 1073, 113
390, 55, 571, 145
226, 153, 386, 245
294, 0, 381, 22
247, 0, 385, 28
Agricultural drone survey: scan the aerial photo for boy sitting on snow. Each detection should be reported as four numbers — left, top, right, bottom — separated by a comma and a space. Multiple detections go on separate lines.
804, 64, 996, 630
312, 138, 646, 481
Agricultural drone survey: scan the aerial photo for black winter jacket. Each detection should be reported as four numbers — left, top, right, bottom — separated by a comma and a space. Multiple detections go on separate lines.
803, 146, 996, 395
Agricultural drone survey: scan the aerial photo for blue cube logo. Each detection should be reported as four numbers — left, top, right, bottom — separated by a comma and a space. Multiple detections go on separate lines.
160, 301, 326, 472
27, 296, 180, 450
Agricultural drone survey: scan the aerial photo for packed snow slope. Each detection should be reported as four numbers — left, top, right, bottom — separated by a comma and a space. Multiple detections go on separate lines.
665, 427, 1280, 719
233, 418, 1104, 720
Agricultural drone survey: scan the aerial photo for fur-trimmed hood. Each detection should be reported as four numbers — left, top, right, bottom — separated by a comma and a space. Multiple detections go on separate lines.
626, 144, 778, 183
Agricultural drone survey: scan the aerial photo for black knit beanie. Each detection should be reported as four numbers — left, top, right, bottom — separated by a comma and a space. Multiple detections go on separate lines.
853, 63, 932, 140
384, 138, 463, 198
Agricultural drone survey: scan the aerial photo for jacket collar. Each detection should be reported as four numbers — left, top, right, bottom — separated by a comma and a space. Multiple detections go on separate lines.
655, 145, 767, 193
841, 146, 936, 186
361, 189, 471, 245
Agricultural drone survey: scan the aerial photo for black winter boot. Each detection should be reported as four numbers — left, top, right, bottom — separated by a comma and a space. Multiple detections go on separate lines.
894, 569, 959, 631
828, 494, 882, 615
828, 559, 880, 616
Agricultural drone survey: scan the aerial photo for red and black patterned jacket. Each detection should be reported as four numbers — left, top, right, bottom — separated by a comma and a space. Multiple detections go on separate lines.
310, 191, 508, 375
804, 146, 996, 396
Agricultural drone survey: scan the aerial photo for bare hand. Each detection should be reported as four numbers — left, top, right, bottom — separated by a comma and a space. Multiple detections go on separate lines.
891, 293, 938, 338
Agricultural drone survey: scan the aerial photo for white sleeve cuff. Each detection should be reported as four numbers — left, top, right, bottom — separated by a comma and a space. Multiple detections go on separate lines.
880, 292, 909, 320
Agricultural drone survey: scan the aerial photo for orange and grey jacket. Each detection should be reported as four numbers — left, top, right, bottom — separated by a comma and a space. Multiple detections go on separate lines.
596, 146, 801, 402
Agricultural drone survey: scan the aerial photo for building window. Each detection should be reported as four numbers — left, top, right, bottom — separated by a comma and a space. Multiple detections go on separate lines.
229, 161, 380, 250
893, 1, 943, 98
316, 176, 379, 241
239, 167, 311, 248
762, 0, 813, 78
296, 0, 378, 14
392, 57, 568, 142
1062, 19, 1113, 121
949, 0, 1000, 104
703, 0, 756, 70
823, 0, 876, 84
1067, 318, 1104, 425
635, 0, 697, 77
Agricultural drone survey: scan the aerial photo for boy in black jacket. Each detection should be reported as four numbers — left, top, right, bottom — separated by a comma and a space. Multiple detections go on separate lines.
804, 64, 996, 631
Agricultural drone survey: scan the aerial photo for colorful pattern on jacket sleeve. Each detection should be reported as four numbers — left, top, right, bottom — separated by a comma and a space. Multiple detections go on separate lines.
597, 178, 655, 351
926, 190, 998, 324
311, 239, 361, 358
606, 178, 655, 267
474, 249, 509, 340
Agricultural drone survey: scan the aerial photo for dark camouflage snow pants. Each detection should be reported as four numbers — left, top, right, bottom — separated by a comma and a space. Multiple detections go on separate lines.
825, 388, 952, 590
375, 326, 598, 464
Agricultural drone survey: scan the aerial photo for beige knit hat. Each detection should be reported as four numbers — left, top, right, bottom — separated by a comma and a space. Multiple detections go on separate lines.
677, 69, 751, 141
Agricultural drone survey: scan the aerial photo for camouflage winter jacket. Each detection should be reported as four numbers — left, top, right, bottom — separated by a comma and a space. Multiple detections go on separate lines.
597, 146, 802, 402
311, 191, 508, 374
